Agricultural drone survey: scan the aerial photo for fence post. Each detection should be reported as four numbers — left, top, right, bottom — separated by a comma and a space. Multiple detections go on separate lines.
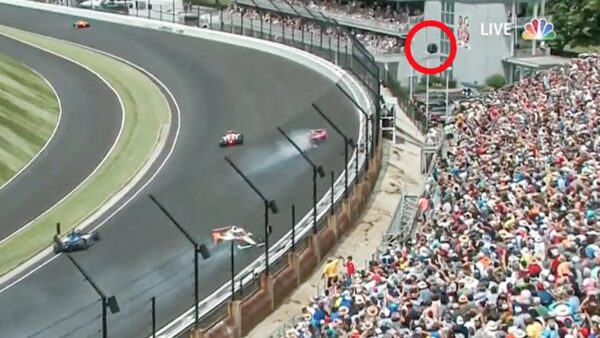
151, 297, 156, 338
196, 5, 200, 26
220, 9, 224, 31
240, 10, 244, 35
260, 13, 263, 39
336, 33, 340, 66
345, 43, 349, 67
291, 204, 296, 252
328, 35, 332, 61
330, 171, 335, 215
291, 25, 295, 47
320, 29, 323, 48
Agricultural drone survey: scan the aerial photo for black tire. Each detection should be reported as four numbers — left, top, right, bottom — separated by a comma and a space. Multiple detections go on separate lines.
92, 231, 100, 241
239, 135, 244, 144
76, 238, 87, 250
53, 242, 62, 254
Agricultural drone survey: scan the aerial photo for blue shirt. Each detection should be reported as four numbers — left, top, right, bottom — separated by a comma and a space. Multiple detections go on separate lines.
538, 290, 554, 306
313, 308, 326, 325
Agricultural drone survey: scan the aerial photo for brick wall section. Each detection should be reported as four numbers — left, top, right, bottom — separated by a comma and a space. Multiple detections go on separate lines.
190, 145, 382, 338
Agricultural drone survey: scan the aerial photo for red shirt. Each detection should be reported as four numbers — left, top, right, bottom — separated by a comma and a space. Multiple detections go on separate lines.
346, 261, 355, 276
528, 263, 542, 277
551, 258, 560, 275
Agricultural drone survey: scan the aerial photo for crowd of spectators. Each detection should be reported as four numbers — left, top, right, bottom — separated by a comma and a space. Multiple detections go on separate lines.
224, 4, 403, 55
286, 0, 423, 33
283, 54, 600, 338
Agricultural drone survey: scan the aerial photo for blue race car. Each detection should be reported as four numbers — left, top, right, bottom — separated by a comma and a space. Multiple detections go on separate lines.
53, 229, 100, 254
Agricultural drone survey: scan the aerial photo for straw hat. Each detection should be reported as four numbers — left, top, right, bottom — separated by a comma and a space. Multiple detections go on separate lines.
355, 295, 365, 305
459, 235, 470, 244
553, 304, 570, 318
367, 305, 379, 317
338, 305, 349, 316
514, 329, 526, 338
486, 321, 499, 332
418, 281, 428, 289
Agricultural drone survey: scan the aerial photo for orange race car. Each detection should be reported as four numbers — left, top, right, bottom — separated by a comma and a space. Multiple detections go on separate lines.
73, 20, 90, 29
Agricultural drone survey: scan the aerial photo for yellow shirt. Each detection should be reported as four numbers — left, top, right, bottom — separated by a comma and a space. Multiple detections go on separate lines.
323, 259, 340, 278
526, 321, 543, 338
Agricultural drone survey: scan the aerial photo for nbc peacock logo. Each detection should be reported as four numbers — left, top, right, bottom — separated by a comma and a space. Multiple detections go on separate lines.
522, 18, 556, 40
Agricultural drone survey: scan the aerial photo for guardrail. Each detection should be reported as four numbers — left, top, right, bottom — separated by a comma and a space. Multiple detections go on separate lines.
0, 1, 380, 338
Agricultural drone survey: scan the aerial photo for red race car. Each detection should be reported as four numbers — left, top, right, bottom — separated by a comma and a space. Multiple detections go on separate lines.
310, 129, 328, 145
219, 130, 244, 147
73, 20, 90, 29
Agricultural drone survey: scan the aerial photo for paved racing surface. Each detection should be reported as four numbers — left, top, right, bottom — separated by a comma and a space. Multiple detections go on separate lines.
0, 36, 121, 240
0, 5, 360, 338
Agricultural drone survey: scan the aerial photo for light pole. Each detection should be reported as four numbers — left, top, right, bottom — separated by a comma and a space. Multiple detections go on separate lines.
277, 126, 326, 233
230, 240, 235, 300
444, 67, 453, 123
148, 194, 210, 327
425, 56, 430, 131
224, 157, 279, 276
335, 82, 373, 166
409, 39, 415, 100
66, 255, 120, 338
312, 103, 356, 199
213, 226, 260, 301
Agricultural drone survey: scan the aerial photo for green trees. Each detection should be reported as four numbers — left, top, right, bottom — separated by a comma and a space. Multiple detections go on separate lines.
485, 74, 506, 89
549, 0, 600, 52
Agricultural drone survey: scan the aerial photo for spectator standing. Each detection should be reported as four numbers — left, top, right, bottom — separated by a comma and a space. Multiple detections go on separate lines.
345, 256, 356, 277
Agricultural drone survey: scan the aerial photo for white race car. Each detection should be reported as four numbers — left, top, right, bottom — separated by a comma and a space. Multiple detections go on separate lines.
211, 225, 264, 249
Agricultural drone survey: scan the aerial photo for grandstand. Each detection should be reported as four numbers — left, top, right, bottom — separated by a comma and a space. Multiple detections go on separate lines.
280, 53, 600, 338
192, 0, 574, 100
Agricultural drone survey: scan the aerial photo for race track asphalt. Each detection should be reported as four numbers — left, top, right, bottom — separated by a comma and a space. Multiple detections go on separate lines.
0, 5, 360, 338
0, 35, 121, 240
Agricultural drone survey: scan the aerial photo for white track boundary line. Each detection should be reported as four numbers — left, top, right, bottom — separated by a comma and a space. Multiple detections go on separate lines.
0, 32, 182, 294
0, 30, 126, 248
0, 64, 63, 193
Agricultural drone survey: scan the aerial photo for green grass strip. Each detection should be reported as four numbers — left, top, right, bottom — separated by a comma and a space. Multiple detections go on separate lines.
0, 51, 59, 184
0, 25, 171, 275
